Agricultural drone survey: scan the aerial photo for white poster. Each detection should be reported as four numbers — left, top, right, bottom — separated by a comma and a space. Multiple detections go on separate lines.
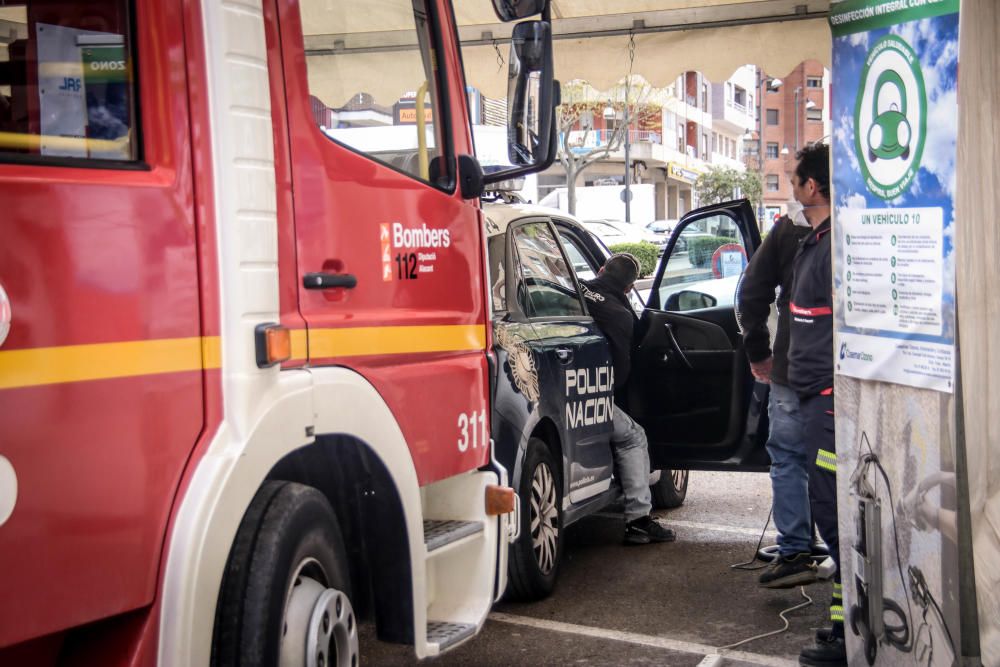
35, 23, 120, 157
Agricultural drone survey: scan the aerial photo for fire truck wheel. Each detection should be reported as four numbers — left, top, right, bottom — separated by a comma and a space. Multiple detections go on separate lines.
651, 469, 689, 509
213, 481, 359, 667
507, 438, 563, 601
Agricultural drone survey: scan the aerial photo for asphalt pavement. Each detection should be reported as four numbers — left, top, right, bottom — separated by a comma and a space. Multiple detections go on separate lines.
361, 471, 831, 666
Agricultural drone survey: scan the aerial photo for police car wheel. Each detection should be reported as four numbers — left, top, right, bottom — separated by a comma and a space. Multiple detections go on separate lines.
506, 438, 563, 601
651, 469, 689, 509
212, 481, 358, 667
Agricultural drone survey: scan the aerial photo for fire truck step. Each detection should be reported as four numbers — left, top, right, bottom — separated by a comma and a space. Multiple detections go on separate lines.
426, 620, 476, 651
423, 519, 483, 552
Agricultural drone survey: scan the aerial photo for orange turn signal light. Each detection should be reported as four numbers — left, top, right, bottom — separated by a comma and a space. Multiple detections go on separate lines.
255, 323, 292, 368
485, 485, 516, 516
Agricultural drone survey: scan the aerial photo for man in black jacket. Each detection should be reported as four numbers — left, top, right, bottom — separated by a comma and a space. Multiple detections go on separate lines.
786, 143, 844, 667
582, 253, 676, 545
737, 214, 815, 589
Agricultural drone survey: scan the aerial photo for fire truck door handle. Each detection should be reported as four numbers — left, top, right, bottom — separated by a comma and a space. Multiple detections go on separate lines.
303, 272, 358, 290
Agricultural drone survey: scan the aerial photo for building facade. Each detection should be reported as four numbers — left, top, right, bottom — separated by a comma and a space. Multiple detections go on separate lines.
754, 60, 831, 228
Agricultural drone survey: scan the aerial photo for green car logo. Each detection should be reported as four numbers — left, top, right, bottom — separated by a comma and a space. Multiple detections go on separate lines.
854, 35, 926, 200
867, 70, 911, 162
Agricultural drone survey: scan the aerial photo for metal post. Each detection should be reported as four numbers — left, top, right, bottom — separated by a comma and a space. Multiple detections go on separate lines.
758, 74, 766, 223
794, 86, 801, 153
624, 103, 631, 222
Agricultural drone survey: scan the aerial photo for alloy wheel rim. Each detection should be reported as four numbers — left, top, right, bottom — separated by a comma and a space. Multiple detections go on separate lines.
530, 461, 559, 574
672, 469, 688, 491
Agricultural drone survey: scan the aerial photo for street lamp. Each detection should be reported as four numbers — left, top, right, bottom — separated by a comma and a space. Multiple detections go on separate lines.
793, 88, 817, 152
603, 103, 632, 222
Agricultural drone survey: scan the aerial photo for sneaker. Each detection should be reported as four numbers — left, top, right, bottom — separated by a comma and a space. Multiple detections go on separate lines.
799, 635, 846, 666
758, 552, 819, 589
623, 516, 677, 545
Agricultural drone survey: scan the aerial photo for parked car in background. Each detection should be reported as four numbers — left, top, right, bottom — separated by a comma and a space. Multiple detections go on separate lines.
482, 199, 769, 602
583, 218, 667, 254
646, 219, 679, 236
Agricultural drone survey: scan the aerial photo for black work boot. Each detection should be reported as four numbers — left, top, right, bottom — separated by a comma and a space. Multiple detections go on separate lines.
623, 515, 677, 545
799, 634, 847, 666
758, 552, 819, 588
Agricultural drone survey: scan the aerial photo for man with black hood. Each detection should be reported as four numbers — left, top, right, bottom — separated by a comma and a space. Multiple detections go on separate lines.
582, 253, 676, 545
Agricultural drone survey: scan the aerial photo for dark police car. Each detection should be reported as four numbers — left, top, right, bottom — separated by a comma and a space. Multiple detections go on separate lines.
483, 199, 770, 600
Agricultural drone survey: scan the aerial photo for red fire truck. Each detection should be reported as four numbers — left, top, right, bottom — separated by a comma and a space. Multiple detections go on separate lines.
0, 0, 557, 663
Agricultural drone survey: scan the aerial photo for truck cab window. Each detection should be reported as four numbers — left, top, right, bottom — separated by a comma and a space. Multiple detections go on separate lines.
299, 0, 451, 188
0, 1, 137, 163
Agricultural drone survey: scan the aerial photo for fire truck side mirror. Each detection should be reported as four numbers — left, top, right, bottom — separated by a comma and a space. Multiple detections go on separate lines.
491, 0, 548, 22
483, 21, 556, 186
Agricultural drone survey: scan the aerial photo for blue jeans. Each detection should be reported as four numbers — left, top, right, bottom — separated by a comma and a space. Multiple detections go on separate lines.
611, 406, 653, 522
766, 382, 811, 556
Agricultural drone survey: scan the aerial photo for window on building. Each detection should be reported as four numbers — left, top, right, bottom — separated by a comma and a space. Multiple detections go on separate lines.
733, 86, 747, 109
766, 109, 780, 125
702, 83, 709, 111
766, 142, 779, 159
0, 0, 140, 164
701, 133, 708, 159
806, 107, 823, 122
302, 0, 451, 188
712, 132, 718, 153
677, 123, 685, 152
806, 77, 823, 88
766, 174, 779, 191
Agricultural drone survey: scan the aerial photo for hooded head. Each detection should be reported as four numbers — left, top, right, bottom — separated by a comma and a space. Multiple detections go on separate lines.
600, 252, 640, 293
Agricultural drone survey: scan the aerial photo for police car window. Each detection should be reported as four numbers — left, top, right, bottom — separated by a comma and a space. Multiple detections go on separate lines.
0, 1, 138, 163
486, 233, 507, 314
659, 214, 747, 312
512, 222, 585, 319
299, 0, 452, 189
558, 234, 597, 281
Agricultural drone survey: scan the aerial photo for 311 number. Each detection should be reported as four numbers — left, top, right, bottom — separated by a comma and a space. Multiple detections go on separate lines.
457, 410, 488, 452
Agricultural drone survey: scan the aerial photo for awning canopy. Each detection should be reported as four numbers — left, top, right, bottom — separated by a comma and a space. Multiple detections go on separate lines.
303, 0, 832, 106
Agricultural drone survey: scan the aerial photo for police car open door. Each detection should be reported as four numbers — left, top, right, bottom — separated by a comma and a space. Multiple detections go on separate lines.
627, 199, 770, 471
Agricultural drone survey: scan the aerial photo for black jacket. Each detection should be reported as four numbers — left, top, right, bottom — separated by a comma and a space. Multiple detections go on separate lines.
736, 216, 810, 386
788, 218, 834, 398
581, 274, 637, 401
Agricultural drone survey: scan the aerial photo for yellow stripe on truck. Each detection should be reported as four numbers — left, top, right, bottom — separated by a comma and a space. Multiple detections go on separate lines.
0, 324, 484, 389
307, 324, 485, 359
0, 336, 219, 390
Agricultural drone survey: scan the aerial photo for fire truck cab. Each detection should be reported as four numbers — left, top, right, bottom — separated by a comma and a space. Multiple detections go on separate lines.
0, 0, 557, 664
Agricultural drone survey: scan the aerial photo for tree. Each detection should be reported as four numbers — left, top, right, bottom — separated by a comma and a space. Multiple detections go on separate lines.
556, 77, 661, 216
694, 166, 763, 215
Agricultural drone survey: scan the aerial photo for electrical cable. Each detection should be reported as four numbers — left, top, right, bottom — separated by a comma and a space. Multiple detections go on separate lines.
729, 507, 772, 571
856, 432, 914, 653
717, 586, 814, 650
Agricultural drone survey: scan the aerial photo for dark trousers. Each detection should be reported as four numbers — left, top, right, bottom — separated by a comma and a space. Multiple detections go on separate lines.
801, 391, 843, 629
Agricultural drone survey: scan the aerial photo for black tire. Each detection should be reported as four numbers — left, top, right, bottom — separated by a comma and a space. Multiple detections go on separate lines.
506, 438, 562, 601
651, 469, 689, 509
212, 481, 357, 667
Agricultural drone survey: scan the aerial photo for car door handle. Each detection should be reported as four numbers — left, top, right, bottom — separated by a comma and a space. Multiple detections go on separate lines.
303, 272, 358, 290
555, 347, 574, 364
663, 323, 694, 370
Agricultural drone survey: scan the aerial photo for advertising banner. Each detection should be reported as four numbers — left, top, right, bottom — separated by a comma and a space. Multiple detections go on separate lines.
831, 0, 958, 394
831, 3, 962, 666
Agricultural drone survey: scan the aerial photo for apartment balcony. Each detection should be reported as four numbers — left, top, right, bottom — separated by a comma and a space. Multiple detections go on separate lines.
564, 129, 664, 162
713, 98, 755, 134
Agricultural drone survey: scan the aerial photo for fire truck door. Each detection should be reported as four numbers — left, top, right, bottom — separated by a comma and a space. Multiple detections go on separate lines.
0, 1, 204, 648
272, 0, 489, 484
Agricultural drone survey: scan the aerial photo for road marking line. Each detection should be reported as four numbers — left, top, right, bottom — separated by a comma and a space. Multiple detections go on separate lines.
490, 613, 797, 667
696, 656, 724, 667
591, 513, 778, 539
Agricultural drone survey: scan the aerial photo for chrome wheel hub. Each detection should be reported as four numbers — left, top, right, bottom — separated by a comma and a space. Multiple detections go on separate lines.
530, 462, 559, 574
280, 559, 358, 667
